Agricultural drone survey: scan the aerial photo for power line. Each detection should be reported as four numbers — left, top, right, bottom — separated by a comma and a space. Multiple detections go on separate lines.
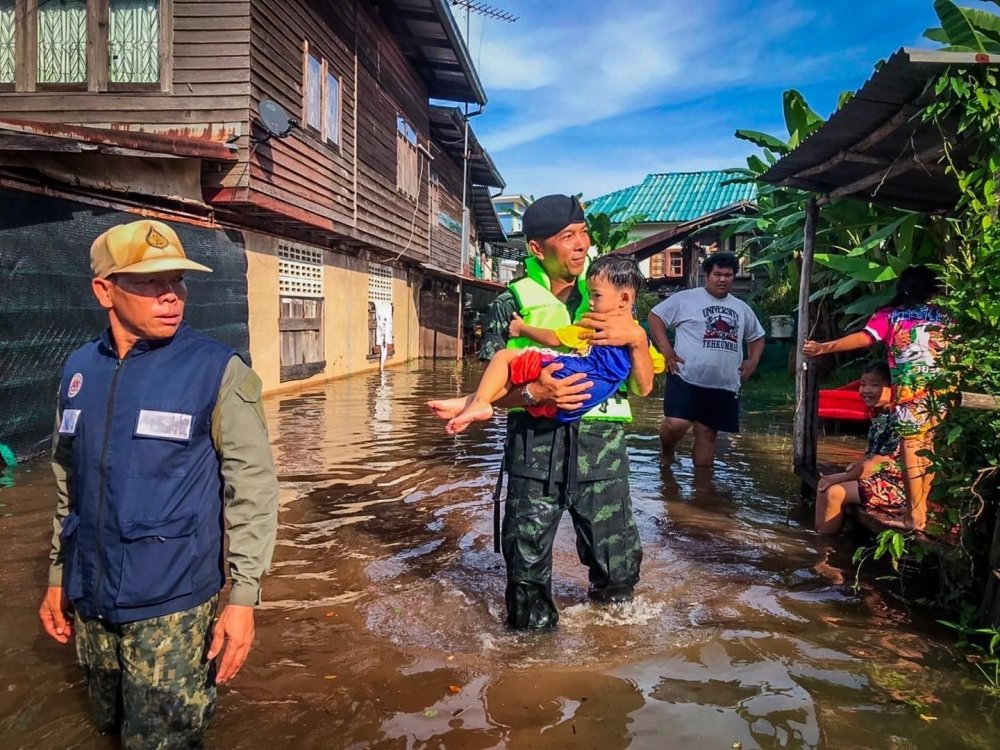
450, 0, 518, 23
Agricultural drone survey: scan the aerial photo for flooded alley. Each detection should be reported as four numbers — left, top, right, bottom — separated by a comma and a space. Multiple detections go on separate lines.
2, 362, 998, 749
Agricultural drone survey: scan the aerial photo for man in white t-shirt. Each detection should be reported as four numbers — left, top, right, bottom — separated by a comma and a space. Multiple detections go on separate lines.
647, 252, 765, 466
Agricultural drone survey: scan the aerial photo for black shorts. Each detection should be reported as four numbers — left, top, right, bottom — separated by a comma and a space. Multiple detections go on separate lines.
663, 373, 740, 433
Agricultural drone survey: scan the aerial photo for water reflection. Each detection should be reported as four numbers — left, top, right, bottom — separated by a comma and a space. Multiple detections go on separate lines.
1, 361, 999, 749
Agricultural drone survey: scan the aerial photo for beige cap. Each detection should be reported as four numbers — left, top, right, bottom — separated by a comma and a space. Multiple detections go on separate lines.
90, 220, 213, 278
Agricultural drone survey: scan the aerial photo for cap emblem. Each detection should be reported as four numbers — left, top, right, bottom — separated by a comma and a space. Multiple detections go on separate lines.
147, 227, 170, 249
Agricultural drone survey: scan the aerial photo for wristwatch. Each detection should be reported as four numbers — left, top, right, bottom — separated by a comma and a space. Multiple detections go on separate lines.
520, 384, 540, 407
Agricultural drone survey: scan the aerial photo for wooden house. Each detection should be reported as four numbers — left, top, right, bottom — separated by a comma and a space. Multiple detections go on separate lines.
0, 0, 505, 457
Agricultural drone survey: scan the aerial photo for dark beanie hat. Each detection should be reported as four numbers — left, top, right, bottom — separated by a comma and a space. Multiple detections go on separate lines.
522, 194, 586, 241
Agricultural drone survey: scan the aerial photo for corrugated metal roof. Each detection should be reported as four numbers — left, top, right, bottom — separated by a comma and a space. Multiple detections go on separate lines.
471, 184, 507, 245
585, 171, 756, 223
583, 184, 639, 216
760, 48, 999, 212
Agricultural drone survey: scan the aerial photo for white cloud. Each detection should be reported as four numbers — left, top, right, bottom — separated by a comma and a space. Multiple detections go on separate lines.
501, 138, 757, 201
467, 0, 819, 153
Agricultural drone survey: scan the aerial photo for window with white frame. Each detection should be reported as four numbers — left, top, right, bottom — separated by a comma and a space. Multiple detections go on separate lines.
396, 115, 419, 200
668, 249, 684, 277
278, 242, 325, 382
304, 51, 322, 131
324, 69, 340, 144
368, 262, 394, 358
302, 41, 341, 147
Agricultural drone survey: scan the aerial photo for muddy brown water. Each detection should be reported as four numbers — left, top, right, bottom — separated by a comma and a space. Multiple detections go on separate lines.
2, 362, 998, 749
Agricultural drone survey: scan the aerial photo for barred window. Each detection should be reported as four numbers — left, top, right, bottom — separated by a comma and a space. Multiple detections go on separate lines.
37, 0, 88, 84
0, 1, 14, 85
109, 0, 160, 84
13, 0, 167, 90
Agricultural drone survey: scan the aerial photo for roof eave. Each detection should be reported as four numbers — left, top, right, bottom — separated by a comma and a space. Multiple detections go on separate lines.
428, 105, 504, 188
429, 0, 487, 105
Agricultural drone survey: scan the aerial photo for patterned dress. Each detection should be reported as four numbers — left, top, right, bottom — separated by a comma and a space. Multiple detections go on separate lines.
858, 409, 906, 513
864, 304, 951, 437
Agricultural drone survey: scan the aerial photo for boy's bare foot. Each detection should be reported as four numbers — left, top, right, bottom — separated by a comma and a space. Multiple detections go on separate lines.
445, 399, 494, 434
427, 395, 472, 420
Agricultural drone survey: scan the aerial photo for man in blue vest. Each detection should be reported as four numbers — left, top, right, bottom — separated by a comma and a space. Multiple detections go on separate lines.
480, 194, 654, 629
38, 220, 279, 747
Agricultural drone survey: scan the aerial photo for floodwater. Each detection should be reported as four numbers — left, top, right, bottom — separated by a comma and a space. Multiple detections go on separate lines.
2, 361, 998, 749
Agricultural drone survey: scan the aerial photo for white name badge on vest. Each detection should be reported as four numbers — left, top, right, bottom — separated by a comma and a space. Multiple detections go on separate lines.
135, 410, 193, 441
58, 409, 81, 435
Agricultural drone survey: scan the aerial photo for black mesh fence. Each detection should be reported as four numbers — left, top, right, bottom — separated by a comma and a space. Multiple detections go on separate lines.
0, 188, 250, 461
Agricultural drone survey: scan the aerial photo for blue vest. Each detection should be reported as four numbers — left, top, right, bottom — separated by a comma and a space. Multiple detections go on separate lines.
57, 323, 234, 623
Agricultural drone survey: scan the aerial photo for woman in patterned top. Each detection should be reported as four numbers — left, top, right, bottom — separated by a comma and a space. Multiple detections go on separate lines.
803, 266, 950, 531
814, 363, 905, 534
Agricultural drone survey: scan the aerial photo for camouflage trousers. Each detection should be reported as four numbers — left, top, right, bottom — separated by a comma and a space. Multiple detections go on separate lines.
502, 415, 643, 630
74, 596, 218, 749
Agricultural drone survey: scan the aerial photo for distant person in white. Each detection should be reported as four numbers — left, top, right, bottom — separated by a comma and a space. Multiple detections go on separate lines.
646, 252, 765, 466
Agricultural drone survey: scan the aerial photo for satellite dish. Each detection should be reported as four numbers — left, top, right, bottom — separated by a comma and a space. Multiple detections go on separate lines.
255, 99, 296, 142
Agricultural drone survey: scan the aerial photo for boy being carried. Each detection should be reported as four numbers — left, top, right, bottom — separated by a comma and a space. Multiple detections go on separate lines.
429, 255, 663, 433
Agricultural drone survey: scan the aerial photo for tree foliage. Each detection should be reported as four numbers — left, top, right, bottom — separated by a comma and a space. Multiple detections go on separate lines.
720, 91, 940, 331
720, 1, 1000, 334
722, 0, 1000, 625
919, 63, 1000, 605
585, 206, 648, 255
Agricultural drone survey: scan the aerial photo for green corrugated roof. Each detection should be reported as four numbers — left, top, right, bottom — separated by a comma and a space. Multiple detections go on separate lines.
584, 171, 756, 223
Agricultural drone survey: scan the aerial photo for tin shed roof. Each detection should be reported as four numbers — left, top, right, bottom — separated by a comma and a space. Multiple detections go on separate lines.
760, 48, 1000, 212
585, 171, 756, 223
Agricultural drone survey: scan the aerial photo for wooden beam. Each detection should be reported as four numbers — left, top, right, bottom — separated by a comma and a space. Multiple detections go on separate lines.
784, 107, 917, 184
960, 391, 1000, 410
819, 143, 946, 204
795, 151, 890, 178
794, 197, 819, 470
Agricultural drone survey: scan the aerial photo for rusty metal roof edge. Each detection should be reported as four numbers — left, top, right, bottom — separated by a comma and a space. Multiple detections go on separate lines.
0, 117, 238, 161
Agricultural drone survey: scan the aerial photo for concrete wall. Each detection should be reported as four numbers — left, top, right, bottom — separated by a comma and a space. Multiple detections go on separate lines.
243, 230, 421, 395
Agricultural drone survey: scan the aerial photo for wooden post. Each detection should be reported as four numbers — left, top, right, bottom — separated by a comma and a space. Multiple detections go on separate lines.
984, 520, 1000, 628
794, 197, 819, 472
685, 238, 698, 288
457, 280, 464, 361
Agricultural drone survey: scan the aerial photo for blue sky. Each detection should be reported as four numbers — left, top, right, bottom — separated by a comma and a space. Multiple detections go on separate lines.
454, 0, 995, 201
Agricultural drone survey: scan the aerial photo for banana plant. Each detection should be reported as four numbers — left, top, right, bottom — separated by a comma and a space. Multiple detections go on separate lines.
585, 207, 648, 255
925, 0, 1000, 53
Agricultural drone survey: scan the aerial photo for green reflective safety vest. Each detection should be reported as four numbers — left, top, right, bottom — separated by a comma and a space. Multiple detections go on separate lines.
506, 256, 632, 422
